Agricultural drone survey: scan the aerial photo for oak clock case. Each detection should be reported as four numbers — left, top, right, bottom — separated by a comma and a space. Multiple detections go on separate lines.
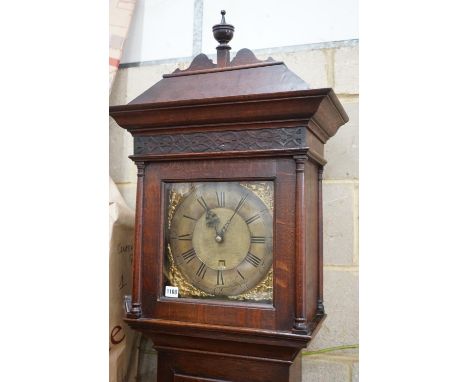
109, 10, 349, 382
164, 181, 274, 303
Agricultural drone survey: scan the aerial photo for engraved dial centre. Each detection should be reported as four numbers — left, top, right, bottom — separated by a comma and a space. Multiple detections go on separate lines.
193, 208, 251, 270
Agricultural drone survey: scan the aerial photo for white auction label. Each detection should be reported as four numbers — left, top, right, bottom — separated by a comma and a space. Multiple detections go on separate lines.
165, 286, 179, 298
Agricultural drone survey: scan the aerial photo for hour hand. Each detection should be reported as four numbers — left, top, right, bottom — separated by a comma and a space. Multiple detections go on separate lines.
206, 210, 220, 229
206, 211, 225, 243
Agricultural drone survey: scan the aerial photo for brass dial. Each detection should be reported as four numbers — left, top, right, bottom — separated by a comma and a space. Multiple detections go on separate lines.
168, 182, 273, 296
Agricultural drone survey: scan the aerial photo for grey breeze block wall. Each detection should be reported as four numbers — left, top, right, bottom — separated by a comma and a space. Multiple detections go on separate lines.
110, 40, 359, 382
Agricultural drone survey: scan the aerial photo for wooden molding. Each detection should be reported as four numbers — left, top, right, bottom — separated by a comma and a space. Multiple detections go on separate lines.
110, 89, 348, 143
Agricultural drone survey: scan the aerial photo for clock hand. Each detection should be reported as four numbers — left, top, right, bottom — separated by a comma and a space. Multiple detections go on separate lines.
206, 210, 225, 243
206, 210, 220, 228
219, 193, 249, 238
212, 219, 232, 244
219, 211, 236, 236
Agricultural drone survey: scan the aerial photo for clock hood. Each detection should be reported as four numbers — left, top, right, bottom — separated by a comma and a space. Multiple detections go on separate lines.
109, 12, 348, 146
109, 49, 348, 144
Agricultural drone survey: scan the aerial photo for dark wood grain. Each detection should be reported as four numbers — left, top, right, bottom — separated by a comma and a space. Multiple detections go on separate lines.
127, 316, 318, 382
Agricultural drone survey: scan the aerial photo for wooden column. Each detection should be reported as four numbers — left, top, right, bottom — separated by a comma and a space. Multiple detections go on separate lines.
128, 161, 145, 318
293, 155, 308, 333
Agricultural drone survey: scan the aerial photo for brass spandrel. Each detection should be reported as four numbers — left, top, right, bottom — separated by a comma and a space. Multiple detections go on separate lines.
167, 189, 182, 230
240, 181, 274, 213
167, 244, 211, 297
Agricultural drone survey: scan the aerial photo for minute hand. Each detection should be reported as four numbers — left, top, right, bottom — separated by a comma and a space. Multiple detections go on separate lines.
219, 211, 236, 236
219, 194, 248, 237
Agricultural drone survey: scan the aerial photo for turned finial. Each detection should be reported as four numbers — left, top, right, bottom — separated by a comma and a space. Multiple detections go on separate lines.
212, 10, 234, 67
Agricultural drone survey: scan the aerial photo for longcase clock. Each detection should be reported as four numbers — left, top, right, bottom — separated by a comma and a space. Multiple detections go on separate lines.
110, 11, 348, 382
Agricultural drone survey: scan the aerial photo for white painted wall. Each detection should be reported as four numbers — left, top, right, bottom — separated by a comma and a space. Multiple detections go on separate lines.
121, 0, 358, 64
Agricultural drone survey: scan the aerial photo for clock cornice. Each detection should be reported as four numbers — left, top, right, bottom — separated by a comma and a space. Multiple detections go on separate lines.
109, 88, 348, 144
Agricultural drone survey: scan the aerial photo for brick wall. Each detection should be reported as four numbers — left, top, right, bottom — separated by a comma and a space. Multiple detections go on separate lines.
109, 40, 359, 381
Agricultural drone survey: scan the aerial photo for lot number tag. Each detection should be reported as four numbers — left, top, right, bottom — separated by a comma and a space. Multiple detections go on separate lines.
165, 286, 179, 298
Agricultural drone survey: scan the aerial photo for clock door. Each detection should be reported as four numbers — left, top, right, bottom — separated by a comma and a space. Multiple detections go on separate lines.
140, 157, 297, 330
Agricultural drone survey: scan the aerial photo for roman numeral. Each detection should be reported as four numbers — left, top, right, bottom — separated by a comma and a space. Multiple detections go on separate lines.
216, 191, 225, 207
181, 248, 196, 263
234, 194, 248, 214
196, 263, 207, 279
183, 214, 197, 221
245, 252, 261, 267
217, 270, 224, 285
251, 236, 266, 244
237, 269, 245, 280
245, 214, 261, 225
197, 196, 209, 211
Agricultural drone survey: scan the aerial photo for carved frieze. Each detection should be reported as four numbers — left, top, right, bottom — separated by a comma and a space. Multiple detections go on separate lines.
134, 127, 307, 155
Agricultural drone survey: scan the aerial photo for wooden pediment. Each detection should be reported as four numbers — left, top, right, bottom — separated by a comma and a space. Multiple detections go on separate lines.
127, 49, 310, 105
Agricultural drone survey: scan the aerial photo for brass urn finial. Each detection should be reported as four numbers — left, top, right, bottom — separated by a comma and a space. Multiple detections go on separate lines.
212, 10, 234, 67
